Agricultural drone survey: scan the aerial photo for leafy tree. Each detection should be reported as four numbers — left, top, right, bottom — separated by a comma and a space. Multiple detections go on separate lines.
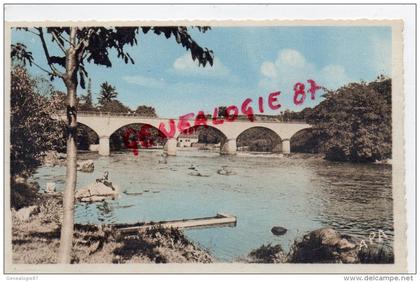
79, 78, 94, 111
217, 106, 227, 118
135, 105, 157, 117
98, 81, 118, 105
10, 66, 65, 178
12, 26, 213, 263
100, 99, 131, 113
308, 78, 391, 162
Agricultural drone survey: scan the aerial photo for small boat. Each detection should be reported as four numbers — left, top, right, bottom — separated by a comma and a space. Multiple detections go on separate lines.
116, 213, 237, 234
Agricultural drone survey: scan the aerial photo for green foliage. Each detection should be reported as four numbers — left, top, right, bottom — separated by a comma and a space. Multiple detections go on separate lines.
308, 78, 392, 162
79, 78, 95, 111
98, 82, 118, 105
134, 105, 157, 117
99, 100, 131, 113
11, 43, 34, 66
11, 181, 40, 210
217, 106, 227, 118
248, 244, 285, 263
278, 108, 311, 121
10, 67, 66, 177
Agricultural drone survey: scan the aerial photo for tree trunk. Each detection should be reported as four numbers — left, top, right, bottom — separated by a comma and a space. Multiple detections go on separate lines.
58, 27, 79, 264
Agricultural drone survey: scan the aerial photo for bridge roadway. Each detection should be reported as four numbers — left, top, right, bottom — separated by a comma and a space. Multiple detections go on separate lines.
64, 112, 311, 156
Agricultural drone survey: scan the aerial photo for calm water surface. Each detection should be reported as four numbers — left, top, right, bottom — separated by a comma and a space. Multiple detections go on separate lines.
33, 149, 393, 261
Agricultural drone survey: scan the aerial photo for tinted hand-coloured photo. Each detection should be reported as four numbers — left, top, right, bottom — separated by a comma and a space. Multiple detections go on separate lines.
5, 19, 407, 273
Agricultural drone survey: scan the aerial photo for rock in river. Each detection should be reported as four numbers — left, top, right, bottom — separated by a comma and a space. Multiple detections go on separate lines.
77, 160, 94, 173
217, 166, 236, 176
271, 226, 287, 236
75, 182, 119, 202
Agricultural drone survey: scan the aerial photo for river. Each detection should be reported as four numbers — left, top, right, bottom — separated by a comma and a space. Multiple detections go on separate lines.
32, 149, 393, 262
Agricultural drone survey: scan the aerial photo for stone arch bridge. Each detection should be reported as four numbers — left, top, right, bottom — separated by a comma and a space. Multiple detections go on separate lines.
63, 112, 311, 156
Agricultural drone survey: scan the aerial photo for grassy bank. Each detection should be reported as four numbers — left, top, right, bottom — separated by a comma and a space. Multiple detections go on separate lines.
12, 193, 214, 264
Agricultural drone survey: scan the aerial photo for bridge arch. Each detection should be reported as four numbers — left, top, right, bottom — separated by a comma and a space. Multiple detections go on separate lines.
76, 122, 99, 151
290, 127, 319, 153
179, 124, 228, 153
109, 122, 169, 153
236, 126, 283, 153
77, 121, 101, 139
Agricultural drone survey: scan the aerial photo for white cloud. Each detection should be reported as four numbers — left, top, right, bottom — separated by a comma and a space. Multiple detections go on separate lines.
260, 62, 277, 78
259, 49, 353, 92
172, 53, 231, 77
122, 75, 167, 89
278, 49, 306, 68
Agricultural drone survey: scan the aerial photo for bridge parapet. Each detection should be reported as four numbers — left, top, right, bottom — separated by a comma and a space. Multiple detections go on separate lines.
74, 111, 308, 124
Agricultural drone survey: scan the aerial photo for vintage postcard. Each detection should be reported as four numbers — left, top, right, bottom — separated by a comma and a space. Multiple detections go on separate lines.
4, 11, 409, 274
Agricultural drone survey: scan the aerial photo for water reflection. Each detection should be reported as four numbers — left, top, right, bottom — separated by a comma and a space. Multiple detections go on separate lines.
312, 162, 393, 246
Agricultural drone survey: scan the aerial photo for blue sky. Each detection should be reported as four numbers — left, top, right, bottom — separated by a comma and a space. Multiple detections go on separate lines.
12, 26, 391, 118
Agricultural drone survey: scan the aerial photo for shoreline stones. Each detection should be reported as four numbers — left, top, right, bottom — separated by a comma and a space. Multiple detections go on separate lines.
249, 227, 394, 264
358, 243, 394, 263
287, 228, 360, 263
248, 244, 286, 263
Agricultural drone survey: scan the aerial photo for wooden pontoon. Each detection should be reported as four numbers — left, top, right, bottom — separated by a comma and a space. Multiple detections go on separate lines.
116, 213, 237, 234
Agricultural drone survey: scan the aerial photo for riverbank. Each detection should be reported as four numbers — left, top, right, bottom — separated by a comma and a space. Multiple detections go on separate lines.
245, 228, 394, 264
12, 192, 214, 264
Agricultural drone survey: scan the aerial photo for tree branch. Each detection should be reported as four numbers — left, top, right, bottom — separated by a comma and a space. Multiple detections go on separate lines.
36, 27, 65, 78
51, 31, 66, 54
26, 28, 40, 37
55, 32, 72, 46
31, 61, 55, 76
76, 28, 94, 52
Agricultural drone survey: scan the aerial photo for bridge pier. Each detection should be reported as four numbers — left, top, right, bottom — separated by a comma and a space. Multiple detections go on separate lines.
281, 139, 291, 154
221, 138, 237, 155
164, 138, 177, 156
98, 136, 110, 156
